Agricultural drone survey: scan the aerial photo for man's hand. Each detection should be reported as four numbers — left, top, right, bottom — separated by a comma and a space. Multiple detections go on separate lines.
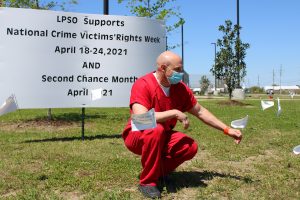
175, 110, 189, 129
227, 128, 242, 144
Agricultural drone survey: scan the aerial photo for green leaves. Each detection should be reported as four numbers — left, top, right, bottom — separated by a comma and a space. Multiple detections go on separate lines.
211, 20, 250, 98
3, 0, 77, 10
118, 0, 184, 49
199, 75, 211, 95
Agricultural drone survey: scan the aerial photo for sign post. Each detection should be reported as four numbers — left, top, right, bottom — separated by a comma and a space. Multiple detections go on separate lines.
81, 106, 85, 140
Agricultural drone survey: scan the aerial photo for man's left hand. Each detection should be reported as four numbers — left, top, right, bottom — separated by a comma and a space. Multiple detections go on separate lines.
227, 128, 242, 144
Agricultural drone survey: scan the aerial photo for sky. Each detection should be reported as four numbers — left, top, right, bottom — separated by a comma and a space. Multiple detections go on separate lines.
55, 0, 300, 88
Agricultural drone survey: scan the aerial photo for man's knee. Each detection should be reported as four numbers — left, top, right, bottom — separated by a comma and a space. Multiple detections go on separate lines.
187, 141, 198, 160
181, 138, 198, 160
171, 136, 198, 160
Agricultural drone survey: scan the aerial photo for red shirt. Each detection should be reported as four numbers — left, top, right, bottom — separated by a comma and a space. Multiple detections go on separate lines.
123, 72, 197, 135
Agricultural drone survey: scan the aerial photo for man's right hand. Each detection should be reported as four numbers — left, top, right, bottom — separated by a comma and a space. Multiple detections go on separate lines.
175, 110, 189, 129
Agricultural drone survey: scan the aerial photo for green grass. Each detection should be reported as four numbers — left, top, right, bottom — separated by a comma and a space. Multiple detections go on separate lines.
0, 98, 300, 199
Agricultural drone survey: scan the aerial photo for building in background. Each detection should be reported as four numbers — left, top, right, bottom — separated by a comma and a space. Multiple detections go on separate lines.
189, 74, 226, 92
183, 70, 190, 86
264, 85, 299, 94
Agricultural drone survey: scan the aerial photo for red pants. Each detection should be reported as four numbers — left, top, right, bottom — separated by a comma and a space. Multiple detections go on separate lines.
123, 124, 198, 186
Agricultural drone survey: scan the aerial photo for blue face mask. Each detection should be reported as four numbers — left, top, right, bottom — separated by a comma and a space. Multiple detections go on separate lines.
167, 70, 184, 84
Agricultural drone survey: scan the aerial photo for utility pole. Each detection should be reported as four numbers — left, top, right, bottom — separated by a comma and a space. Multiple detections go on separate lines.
211, 42, 217, 91
279, 65, 282, 94
257, 75, 260, 87
181, 19, 185, 83
248, 79, 250, 88
104, 0, 109, 15
273, 69, 275, 92
166, 36, 168, 50
236, 0, 240, 87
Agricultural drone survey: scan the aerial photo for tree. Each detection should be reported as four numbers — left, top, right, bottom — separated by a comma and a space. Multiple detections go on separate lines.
118, 0, 184, 49
199, 75, 210, 95
210, 20, 250, 99
2, 0, 77, 10
249, 86, 264, 94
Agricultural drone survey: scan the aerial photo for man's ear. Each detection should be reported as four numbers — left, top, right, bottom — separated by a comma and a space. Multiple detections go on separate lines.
161, 64, 167, 72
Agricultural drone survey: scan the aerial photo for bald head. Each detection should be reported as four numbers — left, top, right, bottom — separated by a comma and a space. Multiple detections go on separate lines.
154, 51, 183, 87
156, 51, 182, 71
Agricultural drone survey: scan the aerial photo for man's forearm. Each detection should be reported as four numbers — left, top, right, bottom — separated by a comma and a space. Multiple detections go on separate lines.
155, 109, 178, 123
198, 107, 227, 131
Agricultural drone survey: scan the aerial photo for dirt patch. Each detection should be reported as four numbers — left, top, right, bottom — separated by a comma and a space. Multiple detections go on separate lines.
75, 170, 93, 178
59, 191, 85, 200
1, 190, 21, 198
0, 119, 76, 132
25, 119, 74, 127
217, 100, 252, 106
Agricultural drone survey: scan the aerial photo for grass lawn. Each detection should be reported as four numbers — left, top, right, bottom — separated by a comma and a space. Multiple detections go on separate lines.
0, 97, 300, 199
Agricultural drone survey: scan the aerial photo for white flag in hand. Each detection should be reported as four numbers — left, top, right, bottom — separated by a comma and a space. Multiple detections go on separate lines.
0, 95, 18, 116
261, 100, 274, 110
131, 108, 157, 131
277, 98, 282, 116
231, 115, 249, 129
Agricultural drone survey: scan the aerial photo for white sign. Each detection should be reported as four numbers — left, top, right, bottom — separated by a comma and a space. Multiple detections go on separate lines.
0, 8, 166, 108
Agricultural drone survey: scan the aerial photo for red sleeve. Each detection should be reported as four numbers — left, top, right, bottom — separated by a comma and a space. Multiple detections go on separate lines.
129, 78, 152, 110
181, 83, 197, 112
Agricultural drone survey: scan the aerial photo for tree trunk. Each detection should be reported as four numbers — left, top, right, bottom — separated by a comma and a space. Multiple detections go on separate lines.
228, 89, 232, 100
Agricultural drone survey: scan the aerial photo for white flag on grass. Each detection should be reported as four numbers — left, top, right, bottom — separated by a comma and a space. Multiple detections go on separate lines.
277, 98, 282, 116
131, 108, 157, 131
293, 145, 300, 155
261, 100, 274, 110
289, 91, 295, 99
0, 95, 18, 116
231, 115, 249, 129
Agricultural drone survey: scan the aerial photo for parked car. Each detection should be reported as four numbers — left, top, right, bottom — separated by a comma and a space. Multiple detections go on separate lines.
192, 88, 201, 95
266, 89, 274, 95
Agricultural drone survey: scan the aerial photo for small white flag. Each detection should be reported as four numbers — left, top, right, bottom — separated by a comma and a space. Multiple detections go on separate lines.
242, 83, 246, 90
231, 115, 249, 129
277, 98, 282, 116
0, 95, 18, 116
131, 108, 157, 131
293, 145, 300, 155
289, 91, 295, 99
261, 100, 274, 110
91, 88, 102, 101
